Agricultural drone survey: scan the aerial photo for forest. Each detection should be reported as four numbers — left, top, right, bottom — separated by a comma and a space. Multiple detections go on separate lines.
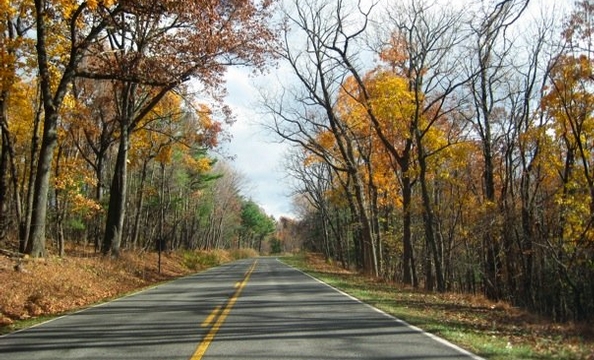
1, 0, 594, 326
0, 1, 278, 264
270, 0, 594, 323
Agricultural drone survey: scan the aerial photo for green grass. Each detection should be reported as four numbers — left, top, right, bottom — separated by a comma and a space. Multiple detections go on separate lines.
281, 253, 592, 360
0, 315, 56, 335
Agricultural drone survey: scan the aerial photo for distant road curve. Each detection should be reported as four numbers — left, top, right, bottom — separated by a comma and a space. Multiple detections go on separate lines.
0, 257, 482, 360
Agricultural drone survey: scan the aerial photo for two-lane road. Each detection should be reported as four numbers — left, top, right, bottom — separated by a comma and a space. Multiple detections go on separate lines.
0, 258, 482, 359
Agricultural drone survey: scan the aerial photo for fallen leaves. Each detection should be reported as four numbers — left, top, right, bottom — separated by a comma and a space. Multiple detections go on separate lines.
0, 249, 193, 328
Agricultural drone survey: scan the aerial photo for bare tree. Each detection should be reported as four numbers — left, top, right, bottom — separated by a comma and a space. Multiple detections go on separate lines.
464, 0, 531, 299
262, 0, 382, 275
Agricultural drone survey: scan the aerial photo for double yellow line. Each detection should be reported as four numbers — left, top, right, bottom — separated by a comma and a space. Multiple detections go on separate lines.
190, 260, 258, 360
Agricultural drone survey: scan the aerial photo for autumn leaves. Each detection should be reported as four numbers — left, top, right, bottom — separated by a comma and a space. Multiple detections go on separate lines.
0, 1, 276, 256
270, 0, 594, 321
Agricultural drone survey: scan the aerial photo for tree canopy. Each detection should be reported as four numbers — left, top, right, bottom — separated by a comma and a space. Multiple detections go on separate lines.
268, 0, 594, 321
0, 0, 279, 259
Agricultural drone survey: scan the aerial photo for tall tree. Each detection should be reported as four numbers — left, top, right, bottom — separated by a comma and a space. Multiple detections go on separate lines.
239, 199, 276, 251
537, 0, 594, 318
85, 0, 275, 257
351, 0, 469, 290
266, 0, 380, 274
27, 0, 124, 257
0, 0, 32, 247
199, 161, 244, 250
465, 0, 530, 299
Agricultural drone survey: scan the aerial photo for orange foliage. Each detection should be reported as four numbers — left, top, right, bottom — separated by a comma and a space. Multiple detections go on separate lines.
0, 249, 192, 326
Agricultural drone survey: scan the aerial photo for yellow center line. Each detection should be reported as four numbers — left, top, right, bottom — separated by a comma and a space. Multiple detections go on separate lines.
190, 260, 258, 360
200, 306, 221, 328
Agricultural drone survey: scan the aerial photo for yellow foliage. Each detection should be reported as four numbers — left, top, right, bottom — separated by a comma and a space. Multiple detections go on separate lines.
303, 151, 324, 167
61, 0, 115, 19
330, 70, 421, 211
196, 103, 214, 128
53, 148, 102, 218
541, 53, 594, 244
154, 145, 172, 164
61, 1, 78, 19
6, 80, 38, 172
183, 153, 212, 173
0, 1, 26, 90
317, 130, 335, 150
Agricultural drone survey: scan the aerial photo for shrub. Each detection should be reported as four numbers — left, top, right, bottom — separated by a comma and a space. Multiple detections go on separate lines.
182, 251, 221, 271
229, 248, 259, 260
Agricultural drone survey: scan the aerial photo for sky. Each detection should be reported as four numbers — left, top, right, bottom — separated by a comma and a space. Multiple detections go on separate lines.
222, 67, 295, 220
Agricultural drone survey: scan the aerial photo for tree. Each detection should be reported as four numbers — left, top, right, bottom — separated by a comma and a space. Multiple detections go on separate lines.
196, 161, 244, 250
239, 199, 275, 251
67, 76, 118, 250
343, 0, 470, 291
0, 0, 32, 247
536, 0, 594, 318
286, 148, 344, 263
338, 68, 419, 283
279, 0, 594, 320
26, 0, 276, 257
27, 0, 125, 257
91, 0, 275, 257
265, 0, 381, 275
465, 0, 530, 299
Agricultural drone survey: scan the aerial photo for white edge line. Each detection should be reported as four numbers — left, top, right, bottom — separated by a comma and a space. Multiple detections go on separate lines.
278, 258, 485, 360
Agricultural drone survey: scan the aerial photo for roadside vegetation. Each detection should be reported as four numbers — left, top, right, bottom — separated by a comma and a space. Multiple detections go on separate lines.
0, 247, 257, 335
272, 0, 594, 327
282, 253, 594, 360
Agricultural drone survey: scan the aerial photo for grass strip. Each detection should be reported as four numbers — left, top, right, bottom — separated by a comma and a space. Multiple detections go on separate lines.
281, 253, 592, 360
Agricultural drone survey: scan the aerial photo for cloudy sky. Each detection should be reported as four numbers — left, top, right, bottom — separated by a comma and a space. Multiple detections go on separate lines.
221, 67, 295, 220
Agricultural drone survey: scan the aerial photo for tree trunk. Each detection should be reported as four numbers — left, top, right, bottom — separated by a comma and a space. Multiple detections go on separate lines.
131, 158, 150, 249
26, 109, 58, 257
401, 173, 417, 287
416, 135, 445, 293
102, 125, 129, 257
54, 146, 66, 258
341, 137, 377, 276
158, 162, 166, 251
0, 120, 9, 243
56, 211, 65, 257
1, 114, 24, 249
354, 181, 376, 276
0, 93, 10, 239
482, 134, 502, 300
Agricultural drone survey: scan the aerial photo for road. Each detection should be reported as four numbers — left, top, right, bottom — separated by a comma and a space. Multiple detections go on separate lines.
0, 258, 482, 359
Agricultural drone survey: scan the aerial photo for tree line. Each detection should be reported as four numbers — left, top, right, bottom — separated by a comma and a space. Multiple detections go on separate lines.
269, 0, 594, 321
0, 1, 278, 258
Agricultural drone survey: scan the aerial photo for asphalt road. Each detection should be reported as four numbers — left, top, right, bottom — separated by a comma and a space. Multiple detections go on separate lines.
0, 258, 482, 359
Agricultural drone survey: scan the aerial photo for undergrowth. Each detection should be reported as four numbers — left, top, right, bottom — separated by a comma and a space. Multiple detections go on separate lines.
0, 247, 258, 334
282, 252, 594, 360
